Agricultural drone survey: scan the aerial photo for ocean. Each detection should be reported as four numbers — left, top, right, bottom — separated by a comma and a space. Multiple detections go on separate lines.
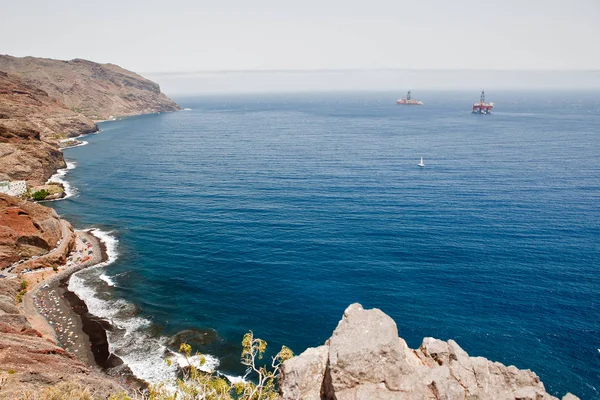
48, 91, 599, 398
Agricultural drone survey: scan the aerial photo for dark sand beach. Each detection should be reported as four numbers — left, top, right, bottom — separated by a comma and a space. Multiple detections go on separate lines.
24, 231, 105, 365
23, 230, 144, 388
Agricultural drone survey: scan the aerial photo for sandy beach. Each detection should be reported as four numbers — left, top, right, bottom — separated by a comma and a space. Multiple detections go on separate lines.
22, 230, 107, 366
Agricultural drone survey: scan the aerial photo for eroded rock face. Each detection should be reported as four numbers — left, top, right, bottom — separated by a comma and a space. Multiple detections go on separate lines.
0, 194, 64, 268
280, 303, 579, 400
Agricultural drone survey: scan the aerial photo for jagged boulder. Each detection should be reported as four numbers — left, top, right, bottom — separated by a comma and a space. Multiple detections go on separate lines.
280, 345, 329, 400
280, 303, 579, 400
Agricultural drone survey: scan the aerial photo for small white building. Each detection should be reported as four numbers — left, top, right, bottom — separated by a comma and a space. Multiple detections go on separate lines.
0, 180, 27, 197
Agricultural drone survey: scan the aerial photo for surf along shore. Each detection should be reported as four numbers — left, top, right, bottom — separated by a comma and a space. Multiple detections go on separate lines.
19, 228, 145, 389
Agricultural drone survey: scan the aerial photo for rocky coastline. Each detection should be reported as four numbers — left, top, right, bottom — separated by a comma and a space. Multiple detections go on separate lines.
0, 55, 582, 399
0, 54, 180, 186
0, 230, 129, 399
0, 55, 180, 398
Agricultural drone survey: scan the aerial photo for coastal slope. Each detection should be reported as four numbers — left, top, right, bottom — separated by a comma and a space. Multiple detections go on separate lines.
0, 193, 70, 269
0, 55, 180, 185
0, 55, 181, 121
0, 71, 78, 184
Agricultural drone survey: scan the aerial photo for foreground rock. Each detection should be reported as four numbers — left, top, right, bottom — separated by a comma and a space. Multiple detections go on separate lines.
280, 303, 578, 400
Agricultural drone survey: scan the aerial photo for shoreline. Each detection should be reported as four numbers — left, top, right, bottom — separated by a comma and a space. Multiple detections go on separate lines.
21, 229, 146, 390
24, 110, 182, 389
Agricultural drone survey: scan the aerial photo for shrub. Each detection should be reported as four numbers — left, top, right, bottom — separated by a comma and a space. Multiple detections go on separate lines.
32, 189, 50, 201
39, 380, 92, 400
16, 280, 28, 303
145, 331, 293, 400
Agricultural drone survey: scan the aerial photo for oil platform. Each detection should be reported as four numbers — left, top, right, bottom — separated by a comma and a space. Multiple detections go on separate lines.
397, 91, 423, 105
472, 91, 494, 114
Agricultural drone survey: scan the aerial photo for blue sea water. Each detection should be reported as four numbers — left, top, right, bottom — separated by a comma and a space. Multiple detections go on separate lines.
50, 91, 599, 398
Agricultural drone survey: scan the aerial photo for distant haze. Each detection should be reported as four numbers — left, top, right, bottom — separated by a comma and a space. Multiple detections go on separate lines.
4, 0, 600, 75
147, 69, 600, 95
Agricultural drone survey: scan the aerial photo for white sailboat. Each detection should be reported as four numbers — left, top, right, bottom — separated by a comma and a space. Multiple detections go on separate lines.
418, 157, 425, 167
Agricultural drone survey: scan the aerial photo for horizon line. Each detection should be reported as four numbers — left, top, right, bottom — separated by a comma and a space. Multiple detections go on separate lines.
144, 68, 600, 76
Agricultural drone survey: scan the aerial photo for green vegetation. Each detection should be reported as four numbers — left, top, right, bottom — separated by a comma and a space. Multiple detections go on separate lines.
145, 331, 292, 400
7, 369, 15, 375
26, 185, 63, 201
31, 189, 50, 201
37, 380, 92, 400
52, 265, 58, 272
23, 332, 293, 399
16, 280, 28, 303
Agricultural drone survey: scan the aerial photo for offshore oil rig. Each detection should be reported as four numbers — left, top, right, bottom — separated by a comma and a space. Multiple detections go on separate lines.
472, 91, 494, 114
397, 91, 423, 105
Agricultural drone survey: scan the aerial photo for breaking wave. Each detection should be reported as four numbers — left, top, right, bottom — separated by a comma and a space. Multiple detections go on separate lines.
47, 161, 77, 199
60, 140, 89, 149
99, 274, 116, 286
68, 229, 225, 387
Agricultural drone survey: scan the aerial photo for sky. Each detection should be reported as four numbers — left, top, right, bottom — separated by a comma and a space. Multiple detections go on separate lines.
3, 0, 600, 92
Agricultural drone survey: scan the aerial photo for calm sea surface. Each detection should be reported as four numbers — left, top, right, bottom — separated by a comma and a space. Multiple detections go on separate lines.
50, 91, 599, 398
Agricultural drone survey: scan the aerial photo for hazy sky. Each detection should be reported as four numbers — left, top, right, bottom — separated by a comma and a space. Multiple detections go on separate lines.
3, 0, 600, 73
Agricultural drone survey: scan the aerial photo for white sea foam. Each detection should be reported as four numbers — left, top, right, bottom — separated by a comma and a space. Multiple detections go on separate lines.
68, 228, 224, 387
182, 108, 192, 111
89, 228, 119, 265
167, 351, 220, 374
69, 273, 174, 383
60, 140, 89, 149
47, 161, 77, 199
222, 374, 246, 384
99, 274, 116, 286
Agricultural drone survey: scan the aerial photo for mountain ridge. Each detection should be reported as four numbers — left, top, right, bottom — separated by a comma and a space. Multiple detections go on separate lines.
0, 54, 180, 185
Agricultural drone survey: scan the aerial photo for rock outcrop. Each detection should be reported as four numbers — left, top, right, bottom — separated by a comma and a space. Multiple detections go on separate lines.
0, 193, 72, 269
280, 303, 578, 400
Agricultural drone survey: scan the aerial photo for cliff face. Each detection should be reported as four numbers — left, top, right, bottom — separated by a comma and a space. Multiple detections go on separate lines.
0, 71, 74, 184
0, 55, 180, 185
279, 303, 578, 400
0, 193, 72, 269
0, 55, 181, 121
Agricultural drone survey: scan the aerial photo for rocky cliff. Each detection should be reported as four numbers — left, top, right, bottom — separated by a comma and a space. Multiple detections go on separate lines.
0, 54, 180, 185
0, 71, 74, 185
0, 193, 69, 269
279, 303, 578, 400
0, 55, 180, 121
